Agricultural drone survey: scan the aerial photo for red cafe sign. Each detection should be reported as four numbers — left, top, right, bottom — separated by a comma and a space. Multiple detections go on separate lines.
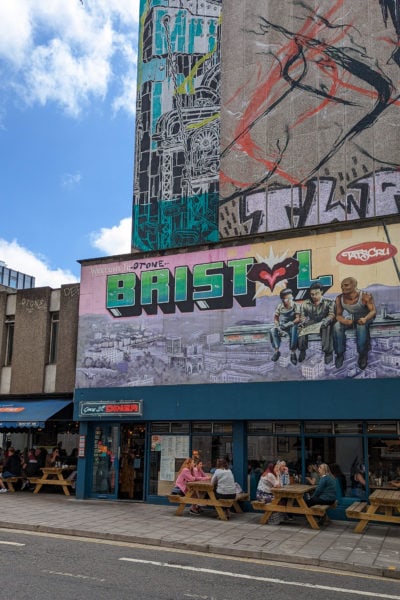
336, 242, 397, 265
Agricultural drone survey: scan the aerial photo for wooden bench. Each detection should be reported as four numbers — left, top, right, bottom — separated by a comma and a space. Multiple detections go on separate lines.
32, 467, 74, 496
168, 481, 249, 521
2, 476, 40, 492
345, 501, 368, 518
2, 477, 24, 492
346, 490, 400, 533
252, 500, 337, 522
251, 484, 337, 529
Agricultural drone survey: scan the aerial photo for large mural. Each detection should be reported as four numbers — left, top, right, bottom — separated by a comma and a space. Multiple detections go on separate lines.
219, 0, 400, 237
132, 0, 222, 251
77, 223, 400, 388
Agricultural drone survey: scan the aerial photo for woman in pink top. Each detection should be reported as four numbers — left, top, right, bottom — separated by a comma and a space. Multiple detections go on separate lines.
175, 457, 209, 514
193, 458, 209, 479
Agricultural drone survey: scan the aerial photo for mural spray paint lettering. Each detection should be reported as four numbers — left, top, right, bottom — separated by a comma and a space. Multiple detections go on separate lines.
105, 251, 333, 317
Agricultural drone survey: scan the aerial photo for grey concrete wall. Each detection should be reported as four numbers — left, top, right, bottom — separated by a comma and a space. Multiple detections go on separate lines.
219, 0, 400, 237
55, 283, 80, 392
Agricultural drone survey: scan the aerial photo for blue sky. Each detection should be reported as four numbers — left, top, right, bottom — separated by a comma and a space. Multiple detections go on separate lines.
0, 0, 140, 287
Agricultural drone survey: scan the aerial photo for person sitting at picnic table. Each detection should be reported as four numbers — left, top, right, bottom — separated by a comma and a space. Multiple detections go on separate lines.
2, 447, 22, 478
193, 457, 209, 479
67, 448, 78, 467
256, 462, 281, 503
305, 463, 337, 524
306, 463, 320, 486
351, 468, 366, 500
211, 458, 236, 519
0, 459, 9, 493
0, 446, 29, 491
276, 460, 290, 486
45, 447, 60, 468
63, 448, 79, 490
276, 460, 296, 521
21, 448, 41, 490
174, 457, 209, 515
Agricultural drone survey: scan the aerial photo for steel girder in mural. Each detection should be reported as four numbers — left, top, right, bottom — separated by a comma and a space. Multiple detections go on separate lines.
219, 0, 400, 237
132, 0, 222, 251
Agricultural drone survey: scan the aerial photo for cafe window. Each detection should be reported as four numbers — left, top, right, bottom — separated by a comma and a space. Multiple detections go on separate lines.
212, 422, 232, 434
150, 422, 189, 434
304, 422, 333, 434
192, 422, 212, 433
367, 422, 398, 434
275, 422, 301, 434
171, 422, 190, 434
247, 421, 274, 434
192, 433, 232, 473
334, 422, 363, 434
368, 437, 400, 487
192, 422, 233, 434
151, 422, 171, 434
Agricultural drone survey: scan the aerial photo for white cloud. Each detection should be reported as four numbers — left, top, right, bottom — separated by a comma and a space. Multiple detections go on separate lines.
61, 171, 82, 188
113, 75, 137, 115
90, 217, 132, 256
0, 0, 139, 117
0, 238, 78, 288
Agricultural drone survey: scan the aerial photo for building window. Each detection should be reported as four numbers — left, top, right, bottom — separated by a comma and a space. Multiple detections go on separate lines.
48, 312, 59, 364
9, 270, 17, 287
4, 319, 15, 366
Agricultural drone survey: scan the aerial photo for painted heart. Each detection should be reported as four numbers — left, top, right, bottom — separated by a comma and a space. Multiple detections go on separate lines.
247, 258, 300, 291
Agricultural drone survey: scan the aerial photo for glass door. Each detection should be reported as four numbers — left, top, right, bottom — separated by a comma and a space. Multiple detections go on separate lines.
118, 424, 146, 500
91, 424, 119, 499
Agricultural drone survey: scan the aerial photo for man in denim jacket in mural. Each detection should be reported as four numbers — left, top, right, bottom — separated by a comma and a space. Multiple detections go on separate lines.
298, 283, 335, 364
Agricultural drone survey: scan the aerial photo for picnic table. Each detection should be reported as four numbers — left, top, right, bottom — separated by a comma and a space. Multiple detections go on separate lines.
168, 481, 249, 521
252, 483, 336, 529
346, 489, 400, 533
33, 466, 74, 496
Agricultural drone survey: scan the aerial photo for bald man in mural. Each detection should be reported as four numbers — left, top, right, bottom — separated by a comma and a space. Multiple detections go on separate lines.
333, 277, 377, 370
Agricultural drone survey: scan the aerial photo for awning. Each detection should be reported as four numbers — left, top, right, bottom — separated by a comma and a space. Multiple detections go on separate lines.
0, 399, 73, 429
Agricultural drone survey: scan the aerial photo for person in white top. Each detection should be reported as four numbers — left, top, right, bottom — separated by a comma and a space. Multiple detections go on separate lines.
256, 462, 281, 503
211, 458, 236, 519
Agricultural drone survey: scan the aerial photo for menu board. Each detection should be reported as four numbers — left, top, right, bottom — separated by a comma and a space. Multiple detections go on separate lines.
154, 436, 190, 481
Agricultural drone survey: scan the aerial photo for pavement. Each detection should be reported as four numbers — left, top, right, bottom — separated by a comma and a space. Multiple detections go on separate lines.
1, 492, 400, 579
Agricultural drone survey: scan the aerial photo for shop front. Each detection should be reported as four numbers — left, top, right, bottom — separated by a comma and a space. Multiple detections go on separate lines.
74, 223, 400, 505
74, 378, 400, 505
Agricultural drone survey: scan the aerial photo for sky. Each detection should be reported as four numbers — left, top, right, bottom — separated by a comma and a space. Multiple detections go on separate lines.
0, 0, 140, 287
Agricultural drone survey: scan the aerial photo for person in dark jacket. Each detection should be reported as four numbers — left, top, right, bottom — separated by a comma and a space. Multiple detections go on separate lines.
2, 447, 22, 477
306, 463, 337, 507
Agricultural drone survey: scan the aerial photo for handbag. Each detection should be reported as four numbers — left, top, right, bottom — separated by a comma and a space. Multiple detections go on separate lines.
170, 486, 182, 495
